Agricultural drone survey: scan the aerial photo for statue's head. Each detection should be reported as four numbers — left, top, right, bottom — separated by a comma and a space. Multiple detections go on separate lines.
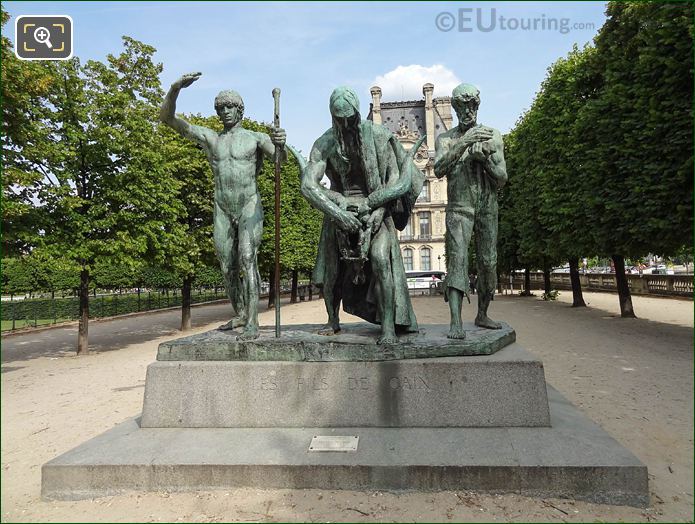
451, 83, 480, 128
214, 90, 244, 127
329, 86, 361, 131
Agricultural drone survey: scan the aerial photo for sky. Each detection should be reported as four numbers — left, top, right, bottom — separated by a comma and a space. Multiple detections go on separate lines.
5, 1, 609, 153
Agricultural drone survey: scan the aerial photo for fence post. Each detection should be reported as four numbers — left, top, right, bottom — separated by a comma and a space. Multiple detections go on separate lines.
148, 291, 151, 311
137, 287, 141, 312
53, 295, 57, 324
114, 293, 118, 316
34, 300, 38, 327
11, 297, 16, 331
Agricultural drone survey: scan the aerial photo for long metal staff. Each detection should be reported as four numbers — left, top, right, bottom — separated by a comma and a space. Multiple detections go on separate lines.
272, 88, 281, 337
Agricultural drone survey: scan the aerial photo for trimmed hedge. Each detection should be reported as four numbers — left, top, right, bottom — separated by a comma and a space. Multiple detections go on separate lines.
1, 288, 224, 329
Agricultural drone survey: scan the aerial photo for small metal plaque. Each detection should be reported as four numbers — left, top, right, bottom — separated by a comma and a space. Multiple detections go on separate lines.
308, 435, 359, 452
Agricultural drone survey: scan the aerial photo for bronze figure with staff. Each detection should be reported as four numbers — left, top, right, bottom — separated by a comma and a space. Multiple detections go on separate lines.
160, 72, 286, 340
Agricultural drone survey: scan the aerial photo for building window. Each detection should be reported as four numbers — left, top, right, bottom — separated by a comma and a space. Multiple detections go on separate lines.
418, 180, 430, 202
420, 248, 431, 271
418, 211, 431, 239
403, 248, 414, 271
400, 214, 414, 240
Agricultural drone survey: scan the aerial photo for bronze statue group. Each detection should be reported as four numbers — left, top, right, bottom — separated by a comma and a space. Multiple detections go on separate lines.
161, 75, 507, 344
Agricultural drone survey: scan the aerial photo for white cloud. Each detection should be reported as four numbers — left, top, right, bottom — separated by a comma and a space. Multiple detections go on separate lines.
371, 65, 462, 102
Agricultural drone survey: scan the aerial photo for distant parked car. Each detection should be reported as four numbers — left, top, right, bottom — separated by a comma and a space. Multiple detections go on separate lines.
406, 270, 446, 290
587, 266, 607, 274
651, 267, 675, 275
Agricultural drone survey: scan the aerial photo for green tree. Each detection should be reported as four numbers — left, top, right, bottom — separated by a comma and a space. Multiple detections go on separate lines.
92, 261, 139, 291
503, 112, 561, 297
575, 2, 693, 317
238, 120, 321, 308
6, 36, 185, 353
42, 257, 81, 295
497, 134, 526, 294
159, 113, 217, 330
138, 266, 181, 290
159, 113, 321, 327
194, 265, 224, 288
526, 45, 598, 306
1, 9, 56, 257
502, 2, 693, 313
2, 257, 38, 296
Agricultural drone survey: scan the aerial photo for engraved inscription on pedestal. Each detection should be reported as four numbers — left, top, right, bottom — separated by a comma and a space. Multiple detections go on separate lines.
141, 344, 551, 428
389, 376, 431, 391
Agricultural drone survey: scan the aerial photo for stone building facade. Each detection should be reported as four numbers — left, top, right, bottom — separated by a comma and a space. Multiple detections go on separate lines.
367, 83, 453, 273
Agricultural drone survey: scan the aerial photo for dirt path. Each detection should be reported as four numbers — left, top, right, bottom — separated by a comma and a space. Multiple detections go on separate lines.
1, 291, 692, 522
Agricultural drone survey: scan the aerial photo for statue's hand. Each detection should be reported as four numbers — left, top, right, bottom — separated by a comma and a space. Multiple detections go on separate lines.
334, 209, 361, 233
468, 141, 488, 162
462, 126, 493, 146
270, 128, 286, 148
173, 72, 202, 90
353, 198, 371, 218
366, 208, 385, 234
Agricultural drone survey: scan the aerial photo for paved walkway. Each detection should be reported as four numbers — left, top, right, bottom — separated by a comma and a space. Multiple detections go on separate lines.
1, 298, 294, 363
1, 291, 693, 522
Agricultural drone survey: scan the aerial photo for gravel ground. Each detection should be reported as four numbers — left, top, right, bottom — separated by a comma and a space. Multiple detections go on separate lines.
1, 291, 692, 522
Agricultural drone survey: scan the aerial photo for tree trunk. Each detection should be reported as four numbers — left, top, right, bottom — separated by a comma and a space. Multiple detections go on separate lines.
181, 275, 193, 331
568, 257, 586, 307
521, 267, 532, 296
543, 264, 552, 297
290, 269, 299, 304
612, 254, 636, 318
268, 274, 276, 309
77, 268, 90, 355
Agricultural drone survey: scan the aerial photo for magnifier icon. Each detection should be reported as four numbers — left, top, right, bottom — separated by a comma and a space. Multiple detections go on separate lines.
33, 26, 53, 49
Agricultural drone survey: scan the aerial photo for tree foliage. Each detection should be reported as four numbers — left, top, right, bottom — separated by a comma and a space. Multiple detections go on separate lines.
1, 8, 56, 256
577, 2, 693, 258
240, 120, 322, 283
2, 13, 186, 351
500, 2, 693, 315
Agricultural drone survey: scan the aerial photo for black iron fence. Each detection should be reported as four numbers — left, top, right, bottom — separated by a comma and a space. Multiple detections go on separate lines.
1, 287, 225, 332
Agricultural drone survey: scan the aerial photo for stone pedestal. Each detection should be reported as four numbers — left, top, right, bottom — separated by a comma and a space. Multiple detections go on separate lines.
141, 344, 550, 428
156, 322, 516, 361
42, 323, 649, 507
41, 387, 648, 506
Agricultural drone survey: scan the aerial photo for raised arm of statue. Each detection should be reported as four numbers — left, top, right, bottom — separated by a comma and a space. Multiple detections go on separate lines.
160, 72, 216, 148
300, 138, 361, 233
